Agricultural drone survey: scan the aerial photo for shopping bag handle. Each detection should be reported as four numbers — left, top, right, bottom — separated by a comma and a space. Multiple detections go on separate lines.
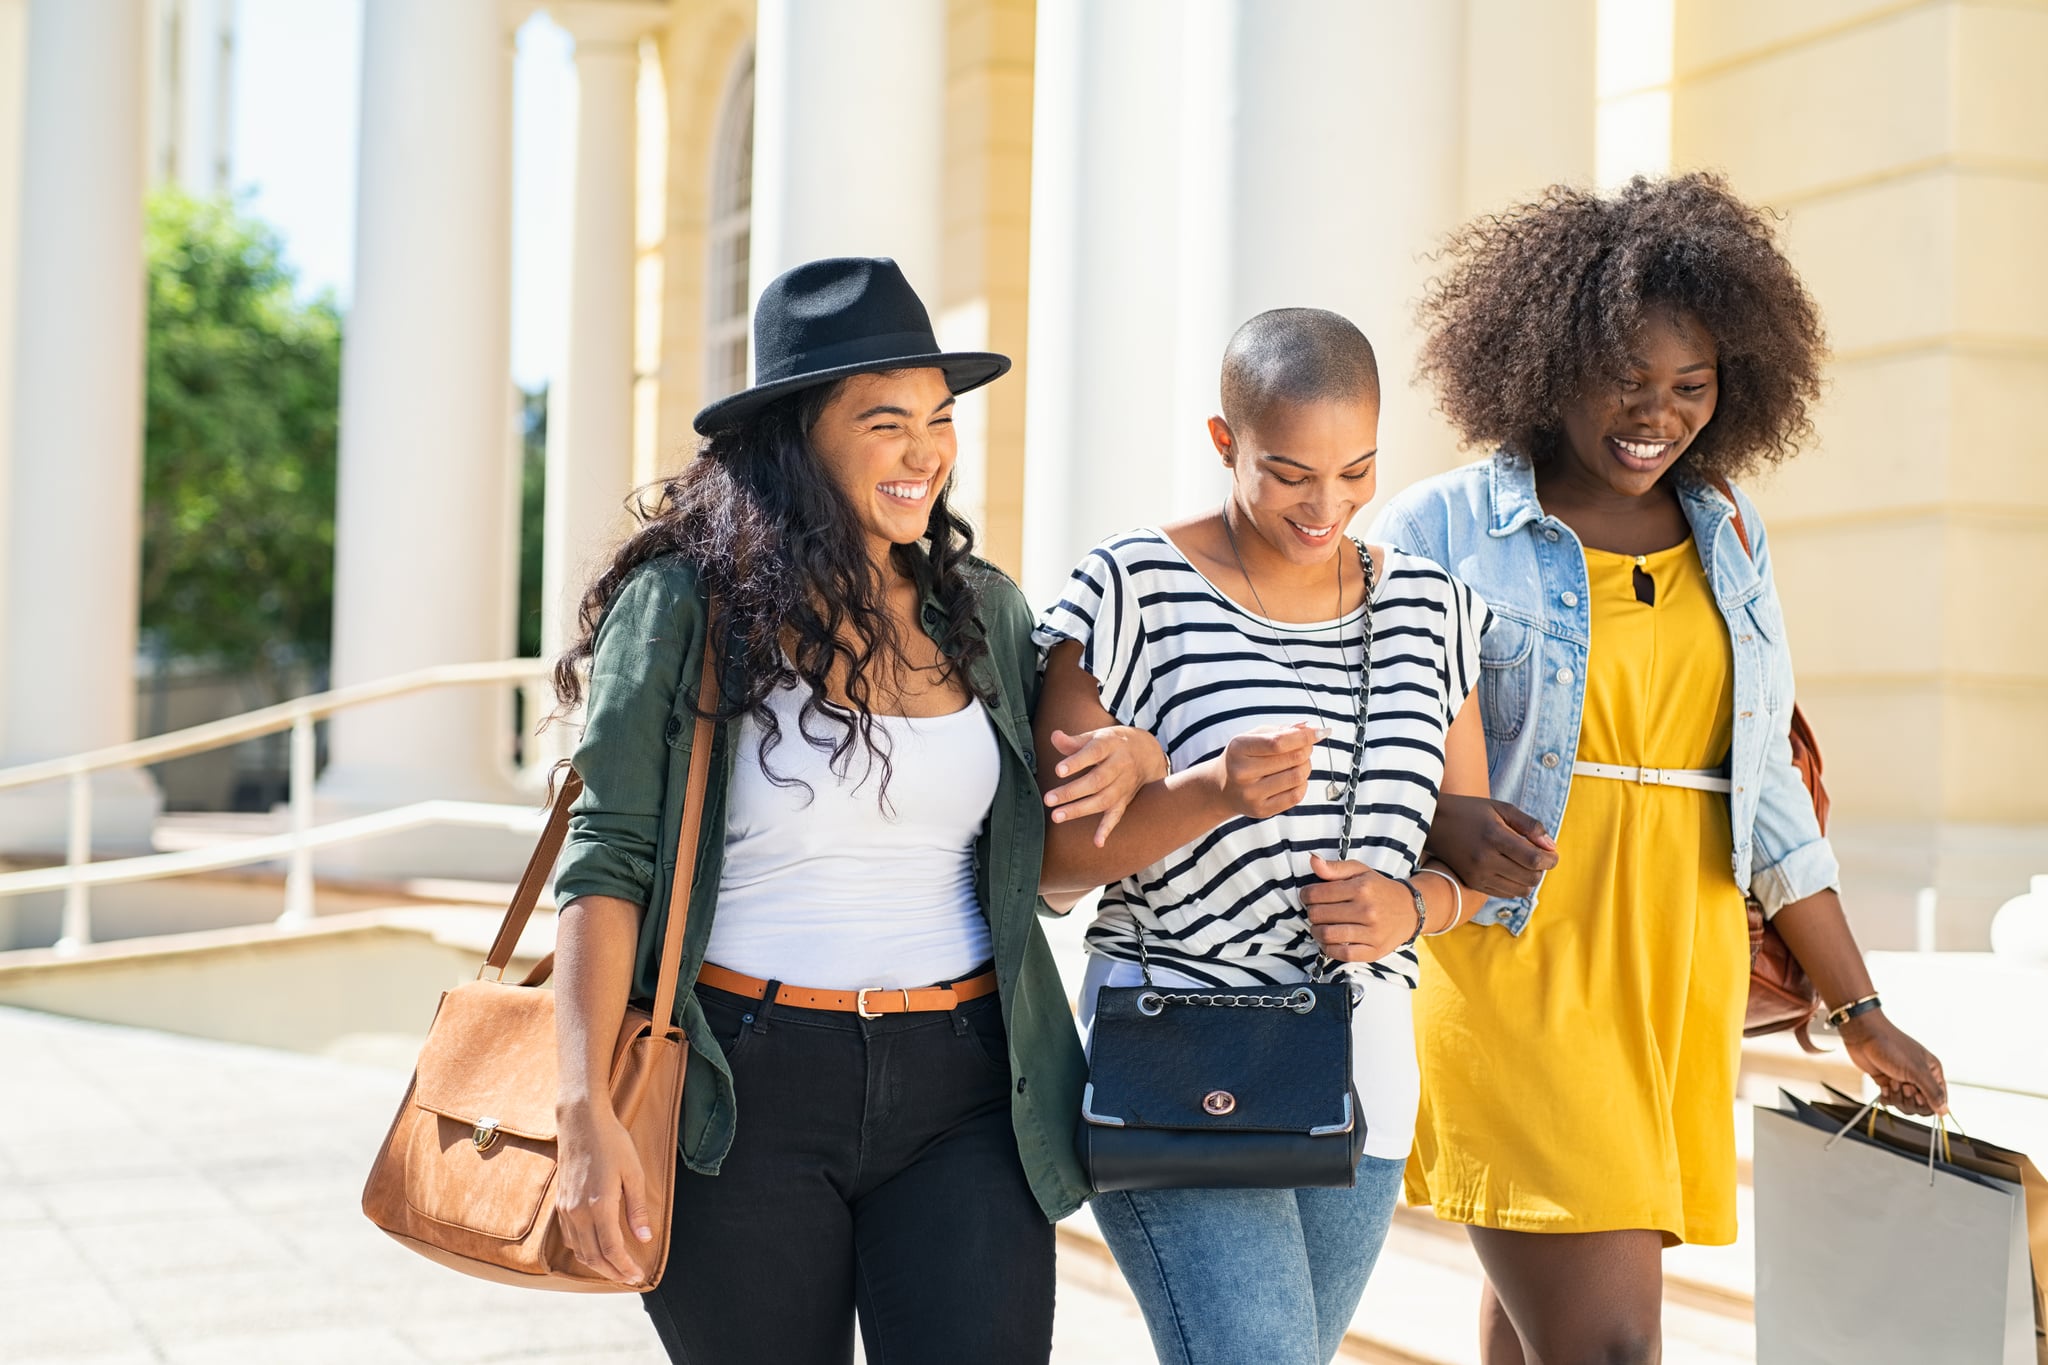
1824, 1096, 1959, 1185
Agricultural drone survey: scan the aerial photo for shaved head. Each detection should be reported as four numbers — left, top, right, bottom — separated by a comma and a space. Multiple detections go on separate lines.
1220, 308, 1381, 434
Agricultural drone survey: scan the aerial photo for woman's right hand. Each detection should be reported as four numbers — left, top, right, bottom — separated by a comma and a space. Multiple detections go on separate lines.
1208, 722, 1321, 820
555, 1097, 655, 1286
1424, 793, 1558, 896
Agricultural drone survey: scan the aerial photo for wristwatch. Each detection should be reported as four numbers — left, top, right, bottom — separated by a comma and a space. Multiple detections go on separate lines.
1397, 879, 1429, 949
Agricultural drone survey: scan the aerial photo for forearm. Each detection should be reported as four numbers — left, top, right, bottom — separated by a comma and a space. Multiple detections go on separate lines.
1765, 887, 1876, 1012
1414, 858, 1487, 934
554, 894, 644, 1110
1039, 759, 1235, 895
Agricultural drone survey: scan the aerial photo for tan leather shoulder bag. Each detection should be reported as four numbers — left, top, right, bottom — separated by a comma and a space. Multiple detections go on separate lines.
360, 642, 719, 1291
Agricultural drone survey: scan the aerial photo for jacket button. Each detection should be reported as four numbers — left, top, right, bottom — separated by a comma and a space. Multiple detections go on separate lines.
664, 716, 682, 741
1541, 752, 1560, 768
1015, 1077, 1028, 1095
1544, 528, 1560, 542
1560, 592, 1578, 607
1554, 667, 1573, 684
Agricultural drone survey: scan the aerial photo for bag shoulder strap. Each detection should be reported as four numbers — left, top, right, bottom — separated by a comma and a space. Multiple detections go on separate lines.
1714, 478, 1753, 558
649, 636, 720, 1033
481, 624, 722, 1036
480, 767, 584, 976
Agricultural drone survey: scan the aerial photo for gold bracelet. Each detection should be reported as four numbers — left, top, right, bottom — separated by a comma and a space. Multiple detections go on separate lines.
1413, 866, 1464, 936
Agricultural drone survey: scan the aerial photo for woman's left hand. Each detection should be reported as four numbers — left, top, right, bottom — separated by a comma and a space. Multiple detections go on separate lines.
1043, 727, 1170, 847
1839, 1012, 1949, 1117
1302, 854, 1422, 964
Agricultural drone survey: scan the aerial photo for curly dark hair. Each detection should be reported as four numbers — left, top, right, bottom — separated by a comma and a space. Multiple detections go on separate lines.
1416, 171, 1827, 482
550, 379, 993, 802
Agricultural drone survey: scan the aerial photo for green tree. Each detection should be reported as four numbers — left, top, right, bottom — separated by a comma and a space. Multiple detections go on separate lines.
140, 189, 341, 689
517, 386, 547, 659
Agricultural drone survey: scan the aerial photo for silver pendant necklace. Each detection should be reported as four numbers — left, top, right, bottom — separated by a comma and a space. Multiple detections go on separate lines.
1220, 511, 1374, 802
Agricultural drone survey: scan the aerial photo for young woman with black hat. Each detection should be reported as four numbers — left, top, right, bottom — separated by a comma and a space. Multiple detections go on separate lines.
544, 257, 1163, 1364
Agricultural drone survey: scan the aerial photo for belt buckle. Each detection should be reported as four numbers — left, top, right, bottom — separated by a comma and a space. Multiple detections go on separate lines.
855, 987, 916, 1019
1637, 766, 1660, 786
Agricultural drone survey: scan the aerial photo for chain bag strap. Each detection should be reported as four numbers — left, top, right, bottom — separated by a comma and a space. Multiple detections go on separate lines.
1076, 539, 1375, 1193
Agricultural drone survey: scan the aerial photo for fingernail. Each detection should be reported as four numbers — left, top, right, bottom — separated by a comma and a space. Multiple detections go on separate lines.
636, 1226, 652, 1241
1057, 765, 1069, 777
1052, 811, 1064, 821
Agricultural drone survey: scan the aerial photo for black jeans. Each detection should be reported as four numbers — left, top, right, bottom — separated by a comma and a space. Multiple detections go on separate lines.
641, 981, 1055, 1365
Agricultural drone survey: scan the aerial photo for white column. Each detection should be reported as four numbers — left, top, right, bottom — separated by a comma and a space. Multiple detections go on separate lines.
159, 0, 237, 195
0, 0, 27, 762
319, 0, 519, 818
1024, 0, 1473, 600
749, 0, 945, 301
1218, 0, 1469, 490
541, 2, 664, 662
1020, 0, 1186, 606
0, 0, 161, 853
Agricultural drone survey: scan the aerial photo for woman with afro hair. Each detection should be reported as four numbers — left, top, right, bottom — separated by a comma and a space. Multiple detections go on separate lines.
1369, 173, 1948, 1362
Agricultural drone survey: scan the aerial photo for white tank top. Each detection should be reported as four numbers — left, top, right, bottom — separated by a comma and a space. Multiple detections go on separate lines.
705, 679, 999, 989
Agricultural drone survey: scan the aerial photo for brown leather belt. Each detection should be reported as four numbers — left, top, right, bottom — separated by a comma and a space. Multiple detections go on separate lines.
695, 962, 999, 1019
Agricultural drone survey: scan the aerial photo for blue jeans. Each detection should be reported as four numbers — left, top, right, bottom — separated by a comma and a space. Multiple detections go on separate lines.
1090, 1155, 1407, 1365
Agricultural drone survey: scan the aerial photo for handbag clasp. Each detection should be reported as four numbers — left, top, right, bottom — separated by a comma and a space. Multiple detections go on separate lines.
472, 1117, 501, 1152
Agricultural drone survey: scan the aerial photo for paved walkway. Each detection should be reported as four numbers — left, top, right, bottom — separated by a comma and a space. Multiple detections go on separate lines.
0, 1007, 1154, 1365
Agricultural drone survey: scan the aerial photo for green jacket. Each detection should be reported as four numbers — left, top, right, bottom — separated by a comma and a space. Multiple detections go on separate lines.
551, 551, 1092, 1221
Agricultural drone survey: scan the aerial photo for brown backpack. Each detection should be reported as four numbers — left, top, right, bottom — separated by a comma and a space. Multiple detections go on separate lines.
1718, 483, 1826, 1049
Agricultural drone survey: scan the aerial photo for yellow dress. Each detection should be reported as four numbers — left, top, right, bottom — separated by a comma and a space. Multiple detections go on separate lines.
1405, 539, 1751, 1246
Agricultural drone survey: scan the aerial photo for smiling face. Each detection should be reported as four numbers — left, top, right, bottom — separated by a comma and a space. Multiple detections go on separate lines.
808, 368, 959, 560
1210, 395, 1379, 568
1555, 308, 1720, 498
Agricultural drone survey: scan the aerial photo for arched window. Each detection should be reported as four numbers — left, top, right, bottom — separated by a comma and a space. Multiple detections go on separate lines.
704, 52, 754, 403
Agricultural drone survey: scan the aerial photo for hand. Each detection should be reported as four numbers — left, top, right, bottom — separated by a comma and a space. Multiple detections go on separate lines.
1424, 795, 1557, 897
1302, 854, 1419, 964
1044, 726, 1170, 846
1839, 1013, 1948, 1117
1207, 722, 1320, 821
555, 1098, 654, 1286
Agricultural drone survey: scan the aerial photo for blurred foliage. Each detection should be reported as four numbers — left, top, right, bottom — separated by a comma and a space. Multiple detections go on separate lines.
140, 189, 341, 686
518, 386, 547, 659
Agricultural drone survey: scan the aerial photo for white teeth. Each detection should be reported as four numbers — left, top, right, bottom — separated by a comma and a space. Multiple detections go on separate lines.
1291, 521, 1333, 536
1614, 438, 1670, 460
879, 480, 929, 499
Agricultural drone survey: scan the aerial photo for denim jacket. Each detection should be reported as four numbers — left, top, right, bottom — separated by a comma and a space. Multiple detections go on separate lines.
1369, 452, 1840, 934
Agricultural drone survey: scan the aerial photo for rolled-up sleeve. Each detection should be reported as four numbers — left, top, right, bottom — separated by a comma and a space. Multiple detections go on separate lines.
1749, 718, 1842, 915
552, 563, 699, 907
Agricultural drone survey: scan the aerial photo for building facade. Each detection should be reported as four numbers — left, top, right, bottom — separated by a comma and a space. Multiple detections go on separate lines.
0, 0, 2042, 943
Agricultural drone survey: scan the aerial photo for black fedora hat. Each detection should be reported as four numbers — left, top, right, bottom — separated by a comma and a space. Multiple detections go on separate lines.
692, 257, 1011, 434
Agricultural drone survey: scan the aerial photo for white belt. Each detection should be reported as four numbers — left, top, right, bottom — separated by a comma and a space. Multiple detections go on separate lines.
1571, 761, 1731, 793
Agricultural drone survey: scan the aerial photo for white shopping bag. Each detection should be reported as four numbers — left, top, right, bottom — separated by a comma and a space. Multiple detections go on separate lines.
1754, 1095, 2038, 1364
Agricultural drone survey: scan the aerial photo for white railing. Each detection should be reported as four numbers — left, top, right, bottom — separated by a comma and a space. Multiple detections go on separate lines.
0, 660, 563, 953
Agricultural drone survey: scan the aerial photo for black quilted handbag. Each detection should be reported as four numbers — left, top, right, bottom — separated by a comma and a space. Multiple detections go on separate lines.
1077, 960, 1364, 1191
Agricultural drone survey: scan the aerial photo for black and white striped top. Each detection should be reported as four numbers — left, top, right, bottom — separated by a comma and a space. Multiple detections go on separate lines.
1035, 529, 1489, 994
